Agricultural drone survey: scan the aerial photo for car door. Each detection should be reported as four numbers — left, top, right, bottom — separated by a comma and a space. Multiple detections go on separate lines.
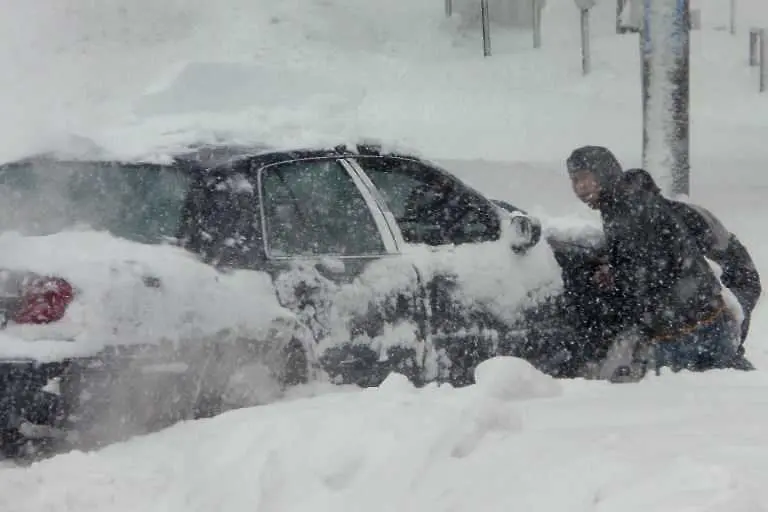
349, 155, 543, 385
254, 156, 428, 387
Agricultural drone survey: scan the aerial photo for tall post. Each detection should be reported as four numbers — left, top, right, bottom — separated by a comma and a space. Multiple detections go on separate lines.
445, 0, 453, 17
581, 9, 591, 75
616, 0, 626, 34
750, 28, 760, 66
641, 32, 649, 173
730, 0, 736, 35
532, 0, 542, 48
481, 0, 492, 57
641, 0, 690, 197
760, 29, 767, 92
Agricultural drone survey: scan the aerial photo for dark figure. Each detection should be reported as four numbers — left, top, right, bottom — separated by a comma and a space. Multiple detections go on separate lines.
622, 168, 762, 360
565, 146, 739, 381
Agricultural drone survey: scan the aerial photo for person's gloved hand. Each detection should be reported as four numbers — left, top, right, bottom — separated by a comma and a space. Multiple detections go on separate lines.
591, 264, 615, 291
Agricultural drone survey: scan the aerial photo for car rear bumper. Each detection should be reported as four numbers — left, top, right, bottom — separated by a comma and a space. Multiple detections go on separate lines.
0, 332, 102, 364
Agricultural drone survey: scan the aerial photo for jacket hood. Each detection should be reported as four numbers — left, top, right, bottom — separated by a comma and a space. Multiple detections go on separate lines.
566, 146, 623, 189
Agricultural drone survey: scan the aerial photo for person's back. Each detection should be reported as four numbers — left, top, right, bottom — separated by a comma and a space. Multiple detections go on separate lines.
667, 201, 761, 339
601, 179, 725, 342
666, 200, 730, 254
623, 168, 762, 347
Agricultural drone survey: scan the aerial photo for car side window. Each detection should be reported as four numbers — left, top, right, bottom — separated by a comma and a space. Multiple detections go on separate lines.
177, 171, 264, 268
355, 156, 501, 246
0, 160, 190, 244
260, 159, 385, 257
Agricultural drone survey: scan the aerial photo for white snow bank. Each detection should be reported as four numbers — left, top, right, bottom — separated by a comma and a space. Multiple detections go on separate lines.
4, 0, 768, 167
474, 356, 562, 401
4, 358, 768, 512
0, 0, 725, 164
133, 61, 365, 119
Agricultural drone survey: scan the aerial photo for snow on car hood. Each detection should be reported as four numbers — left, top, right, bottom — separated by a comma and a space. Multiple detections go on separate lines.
0, 230, 292, 361
539, 213, 605, 249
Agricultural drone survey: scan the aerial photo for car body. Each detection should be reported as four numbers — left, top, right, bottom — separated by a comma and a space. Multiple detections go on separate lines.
0, 142, 602, 455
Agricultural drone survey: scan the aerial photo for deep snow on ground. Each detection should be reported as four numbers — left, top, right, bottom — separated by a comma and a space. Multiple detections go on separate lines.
6, 358, 768, 512
2, 0, 768, 510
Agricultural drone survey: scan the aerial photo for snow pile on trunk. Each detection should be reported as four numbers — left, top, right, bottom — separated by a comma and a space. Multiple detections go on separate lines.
0, 230, 291, 361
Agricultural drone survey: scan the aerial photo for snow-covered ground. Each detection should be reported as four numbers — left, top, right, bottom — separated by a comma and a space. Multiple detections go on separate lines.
2, 0, 768, 510
7, 359, 768, 512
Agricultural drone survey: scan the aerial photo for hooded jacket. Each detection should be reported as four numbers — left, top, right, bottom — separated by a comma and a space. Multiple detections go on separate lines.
622, 168, 762, 338
566, 147, 726, 339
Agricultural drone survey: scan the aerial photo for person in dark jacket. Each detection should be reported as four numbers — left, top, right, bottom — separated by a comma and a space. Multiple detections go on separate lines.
565, 146, 739, 381
622, 168, 762, 355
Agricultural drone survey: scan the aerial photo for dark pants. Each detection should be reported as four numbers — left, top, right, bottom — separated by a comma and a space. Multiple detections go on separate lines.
652, 311, 739, 373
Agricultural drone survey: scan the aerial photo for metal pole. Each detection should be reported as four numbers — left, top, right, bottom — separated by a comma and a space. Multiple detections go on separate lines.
641, 0, 690, 197
641, 19, 650, 172
674, 0, 691, 197
730, 0, 736, 35
617, 0, 625, 34
760, 29, 767, 92
532, 0, 542, 48
581, 9, 591, 75
750, 28, 759, 66
481, 0, 491, 57
445, 0, 453, 17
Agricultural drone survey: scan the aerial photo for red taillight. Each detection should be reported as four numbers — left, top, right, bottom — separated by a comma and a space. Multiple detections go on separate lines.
13, 276, 75, 324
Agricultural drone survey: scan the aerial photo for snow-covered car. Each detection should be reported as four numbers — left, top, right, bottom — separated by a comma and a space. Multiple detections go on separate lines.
0, 142, 600, 455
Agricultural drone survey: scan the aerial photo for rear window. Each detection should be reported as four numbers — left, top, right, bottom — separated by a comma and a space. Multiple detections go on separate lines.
0, 159, 191, 244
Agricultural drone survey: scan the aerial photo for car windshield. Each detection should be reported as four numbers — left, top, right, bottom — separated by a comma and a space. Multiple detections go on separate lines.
0, 159, 191, 244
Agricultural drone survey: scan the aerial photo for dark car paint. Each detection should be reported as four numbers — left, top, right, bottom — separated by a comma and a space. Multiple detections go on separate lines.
0, 144, 597, 457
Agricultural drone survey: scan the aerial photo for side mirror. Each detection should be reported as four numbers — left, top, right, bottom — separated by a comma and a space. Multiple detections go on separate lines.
508, 212, 542, 253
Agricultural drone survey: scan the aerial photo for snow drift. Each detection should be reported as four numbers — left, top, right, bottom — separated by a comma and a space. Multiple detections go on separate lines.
4, 359, 768, 512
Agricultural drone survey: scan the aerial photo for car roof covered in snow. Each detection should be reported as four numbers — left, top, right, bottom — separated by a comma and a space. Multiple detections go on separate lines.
0, 143, 268, 169
0, 142, 425, 174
